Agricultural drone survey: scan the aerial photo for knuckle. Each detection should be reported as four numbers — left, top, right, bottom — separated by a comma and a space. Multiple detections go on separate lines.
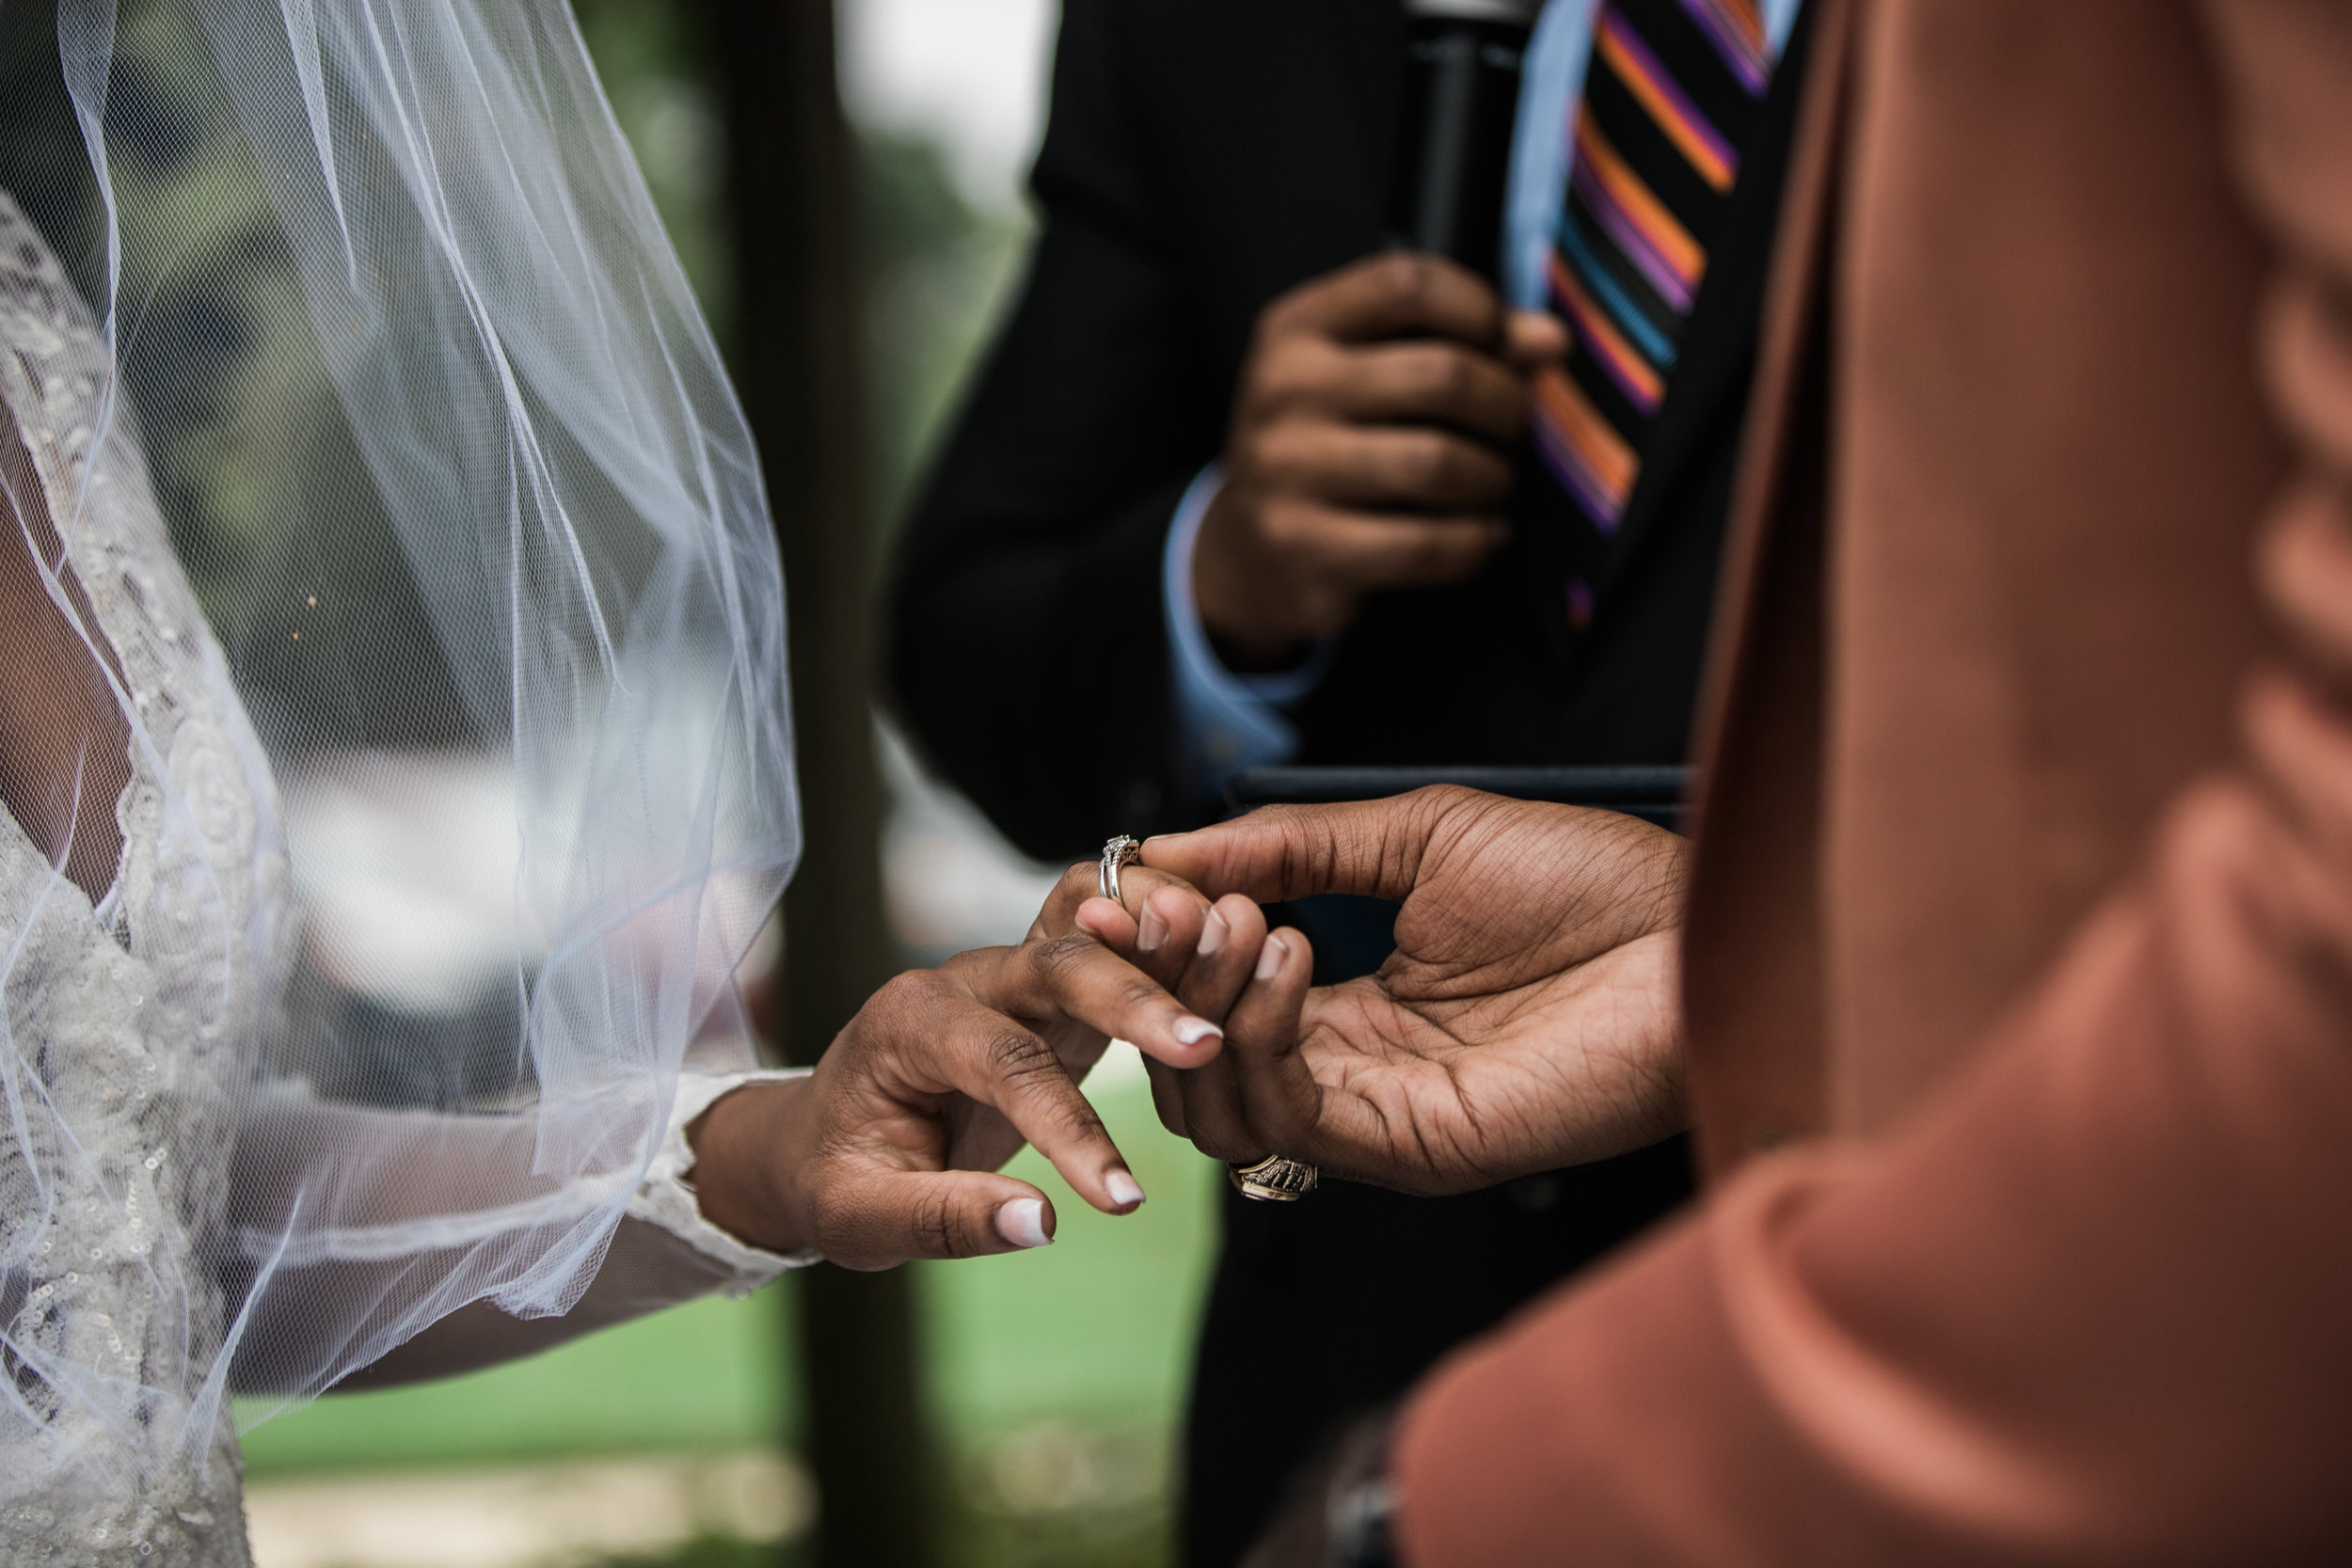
964, 1017, 1099, 1121
1027, 931, 1101, 985
864, 970, 936, 1035
1412, 345, 1476, 405
1379, 249, 1436, 308
1252, 422, 1322, 487
914, 1185, 972, 1258
1048, 1090, 1109, 1144
1036, 866, 1095, 933
1395, 431, 1456, 492
1409, 784, 1482, 818
880, 967, 942, 1004
1257, 341, 1334, 404
977, 1023, 1062, 1092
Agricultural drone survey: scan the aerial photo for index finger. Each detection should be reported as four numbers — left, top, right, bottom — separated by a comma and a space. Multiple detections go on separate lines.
1266, 252, 1503, 349
946, 935, 1226, 1070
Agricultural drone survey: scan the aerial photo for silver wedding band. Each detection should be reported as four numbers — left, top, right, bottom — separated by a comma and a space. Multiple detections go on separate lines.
1098, 833, 1141, 905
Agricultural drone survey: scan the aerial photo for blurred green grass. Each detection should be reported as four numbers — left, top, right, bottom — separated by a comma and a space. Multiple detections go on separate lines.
238, 1060, 1218, 1474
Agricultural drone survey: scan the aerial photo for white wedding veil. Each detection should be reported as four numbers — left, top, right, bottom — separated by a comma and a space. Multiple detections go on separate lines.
0, 0, 798, 1511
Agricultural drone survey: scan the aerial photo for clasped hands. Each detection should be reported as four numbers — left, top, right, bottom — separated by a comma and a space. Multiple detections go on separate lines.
687, 787, 1692, 1270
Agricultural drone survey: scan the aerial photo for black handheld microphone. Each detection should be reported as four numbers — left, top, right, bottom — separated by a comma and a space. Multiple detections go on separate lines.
1390, 0, 1541, 283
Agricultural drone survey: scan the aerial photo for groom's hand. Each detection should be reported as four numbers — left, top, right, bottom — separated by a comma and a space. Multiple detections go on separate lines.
1142, 786, 1692, 1195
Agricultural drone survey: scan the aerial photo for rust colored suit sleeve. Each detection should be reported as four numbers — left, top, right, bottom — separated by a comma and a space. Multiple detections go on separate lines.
1391, 4, 2352, 1563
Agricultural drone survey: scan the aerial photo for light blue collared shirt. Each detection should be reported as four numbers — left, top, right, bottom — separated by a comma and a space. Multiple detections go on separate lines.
1168, 0, 1804, 808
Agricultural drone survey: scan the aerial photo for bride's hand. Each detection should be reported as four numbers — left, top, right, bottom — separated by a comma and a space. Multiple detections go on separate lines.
935, 855, 1289, 1177
681, 872, 1267, 1271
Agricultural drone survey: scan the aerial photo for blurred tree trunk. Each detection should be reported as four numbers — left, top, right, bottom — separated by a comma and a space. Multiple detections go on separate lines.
704, 4, 943, 1566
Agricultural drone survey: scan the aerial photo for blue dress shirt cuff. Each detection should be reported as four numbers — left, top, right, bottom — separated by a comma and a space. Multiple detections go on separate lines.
1163, 464, 1333, 808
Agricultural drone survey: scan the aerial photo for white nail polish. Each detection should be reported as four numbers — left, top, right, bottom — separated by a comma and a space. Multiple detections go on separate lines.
1198, 908, 1229, 957
1105, 1169, 1147, 1210
1172, 1015, 1223, 1046
996, 1198, 1053, 1249
1255, 932, 1287, 981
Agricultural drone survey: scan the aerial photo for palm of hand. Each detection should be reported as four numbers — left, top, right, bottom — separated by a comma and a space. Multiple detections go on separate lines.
1292, 800, 1690, 1193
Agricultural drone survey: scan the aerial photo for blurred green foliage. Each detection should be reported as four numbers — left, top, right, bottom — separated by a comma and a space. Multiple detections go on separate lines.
243, 1069, 1221, 1565
241, 1071, 1218, 1470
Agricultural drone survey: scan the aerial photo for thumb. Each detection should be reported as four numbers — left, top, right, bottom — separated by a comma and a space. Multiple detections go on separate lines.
808, 1167, 1061, 1272
1142, 786, 1467, 903
1505, 308, 1568, 371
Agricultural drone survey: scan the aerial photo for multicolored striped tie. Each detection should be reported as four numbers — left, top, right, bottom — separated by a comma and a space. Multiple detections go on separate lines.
1529, 0, 1771, 627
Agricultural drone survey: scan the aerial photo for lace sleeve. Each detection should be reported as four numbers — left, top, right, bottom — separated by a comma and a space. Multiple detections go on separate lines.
627, 1068, 822, 1292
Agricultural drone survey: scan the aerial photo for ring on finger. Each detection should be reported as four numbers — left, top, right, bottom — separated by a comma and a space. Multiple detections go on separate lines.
1099, 833, 1142, 905
1229, 1153, 1321, 1202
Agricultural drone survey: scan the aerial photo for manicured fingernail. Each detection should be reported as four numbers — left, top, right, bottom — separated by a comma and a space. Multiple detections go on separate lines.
1173, 1015, 1223, 1047
1255, 932, 1287, 981
1198, 907, 1229, 957
996, 1198, 1053, 1249
1137, 902, 1168, 952
1105, 1169, 1146, 1210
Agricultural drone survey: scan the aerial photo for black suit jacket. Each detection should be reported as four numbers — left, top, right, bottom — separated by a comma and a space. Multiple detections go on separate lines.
886, 6, 1810, 1565
888, 0, 1789, 862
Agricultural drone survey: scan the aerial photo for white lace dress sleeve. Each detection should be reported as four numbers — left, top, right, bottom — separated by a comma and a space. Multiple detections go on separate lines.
629, 1068, 822, 1291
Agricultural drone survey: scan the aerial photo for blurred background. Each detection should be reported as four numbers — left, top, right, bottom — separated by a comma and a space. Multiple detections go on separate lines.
233, 3, 1228, 1565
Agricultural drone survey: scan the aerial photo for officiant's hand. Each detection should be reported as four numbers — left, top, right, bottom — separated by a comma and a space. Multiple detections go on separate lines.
1142, 786, 1692, 1195
685, 919, 1248, 1271
1194, 252, 1567, 670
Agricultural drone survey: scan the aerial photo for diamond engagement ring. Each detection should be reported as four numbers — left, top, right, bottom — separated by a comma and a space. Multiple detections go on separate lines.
1229, 1153, 1321, 1202
1098, 833, 1142, 904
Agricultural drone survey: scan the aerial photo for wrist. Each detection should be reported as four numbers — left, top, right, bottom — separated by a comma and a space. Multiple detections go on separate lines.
683, 1077, 817, 1255
1194, 487, 1320, 669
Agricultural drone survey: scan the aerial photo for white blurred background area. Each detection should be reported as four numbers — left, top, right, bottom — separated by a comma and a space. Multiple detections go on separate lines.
837, 0, 1057, 211
840, 0, 1076, 970
594, 0, 1073, 970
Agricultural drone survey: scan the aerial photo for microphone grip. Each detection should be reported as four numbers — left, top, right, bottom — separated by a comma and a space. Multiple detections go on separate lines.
1389, 2, 1536, 284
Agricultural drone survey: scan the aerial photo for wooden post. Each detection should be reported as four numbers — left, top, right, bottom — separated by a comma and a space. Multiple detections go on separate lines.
705, 4, 943, 1565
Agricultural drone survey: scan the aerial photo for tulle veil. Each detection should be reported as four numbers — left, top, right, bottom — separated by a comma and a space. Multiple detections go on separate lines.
0, 0, 799, 1503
